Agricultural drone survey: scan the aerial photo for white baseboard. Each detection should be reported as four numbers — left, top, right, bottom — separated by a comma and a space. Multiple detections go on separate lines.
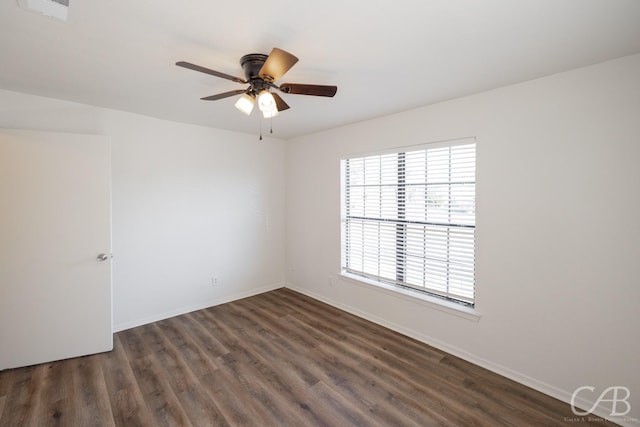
113, 282, 285, 332
284, 283, 636, 426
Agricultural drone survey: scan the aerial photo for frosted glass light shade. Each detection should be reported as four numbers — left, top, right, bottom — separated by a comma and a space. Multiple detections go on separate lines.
258, 90, 278, 117
234, 93, 255, 115
262, 109, 279, 118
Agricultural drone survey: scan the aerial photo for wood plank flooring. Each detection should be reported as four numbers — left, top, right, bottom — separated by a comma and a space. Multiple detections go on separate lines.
0, 288, 616, 426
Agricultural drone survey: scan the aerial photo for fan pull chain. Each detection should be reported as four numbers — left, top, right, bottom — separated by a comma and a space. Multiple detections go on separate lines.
270, 117, 273, 134
259, 117, 263, 141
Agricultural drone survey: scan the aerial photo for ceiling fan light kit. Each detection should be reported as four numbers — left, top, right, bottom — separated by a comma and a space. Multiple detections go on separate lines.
176, 47, 337, 137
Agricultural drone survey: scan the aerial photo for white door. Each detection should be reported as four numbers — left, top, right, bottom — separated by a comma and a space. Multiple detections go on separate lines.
0, 129, 112, 370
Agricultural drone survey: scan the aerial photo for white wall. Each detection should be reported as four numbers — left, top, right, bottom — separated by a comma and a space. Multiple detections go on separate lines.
0, 90, 286, 331
285, 53, 640, 423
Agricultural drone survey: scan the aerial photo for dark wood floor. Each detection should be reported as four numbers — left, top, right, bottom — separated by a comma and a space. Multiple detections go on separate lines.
0, 288, 615, 426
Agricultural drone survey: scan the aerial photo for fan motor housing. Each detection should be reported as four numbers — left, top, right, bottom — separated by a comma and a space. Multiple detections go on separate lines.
240, 54, 270, 92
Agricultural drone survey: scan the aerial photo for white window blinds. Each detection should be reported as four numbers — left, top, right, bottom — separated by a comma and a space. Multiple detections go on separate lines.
341, 140, 476, 306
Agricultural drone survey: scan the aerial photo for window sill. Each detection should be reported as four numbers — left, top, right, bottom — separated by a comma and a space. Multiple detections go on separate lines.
339, 272, 482, 322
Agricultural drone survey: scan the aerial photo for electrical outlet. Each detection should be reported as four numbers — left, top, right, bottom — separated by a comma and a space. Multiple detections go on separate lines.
211, 277, 219, 287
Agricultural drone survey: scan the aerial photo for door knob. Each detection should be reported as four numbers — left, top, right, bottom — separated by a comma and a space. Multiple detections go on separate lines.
96, 253, 110, 262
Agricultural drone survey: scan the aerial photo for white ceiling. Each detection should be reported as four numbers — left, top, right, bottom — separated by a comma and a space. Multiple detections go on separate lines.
1, 0, 639, 139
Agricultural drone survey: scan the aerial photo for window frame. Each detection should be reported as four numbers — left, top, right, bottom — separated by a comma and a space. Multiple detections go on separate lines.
340, 137, 478, 314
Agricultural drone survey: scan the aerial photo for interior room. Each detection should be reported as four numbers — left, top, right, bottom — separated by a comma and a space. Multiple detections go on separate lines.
1, 0, 639, 425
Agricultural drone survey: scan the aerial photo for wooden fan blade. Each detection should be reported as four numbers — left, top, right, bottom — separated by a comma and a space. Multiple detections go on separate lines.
200, 89, 246, 101
176, 61, 246, 84
280, 83, 337, 97
272, 93, 290, 112
258, 48, 299, 82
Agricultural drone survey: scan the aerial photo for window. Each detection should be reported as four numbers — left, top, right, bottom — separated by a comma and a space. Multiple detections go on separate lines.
341, 138, 476, 307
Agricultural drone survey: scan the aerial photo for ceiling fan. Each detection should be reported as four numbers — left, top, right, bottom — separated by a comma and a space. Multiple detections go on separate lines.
176, 48, 337, 120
